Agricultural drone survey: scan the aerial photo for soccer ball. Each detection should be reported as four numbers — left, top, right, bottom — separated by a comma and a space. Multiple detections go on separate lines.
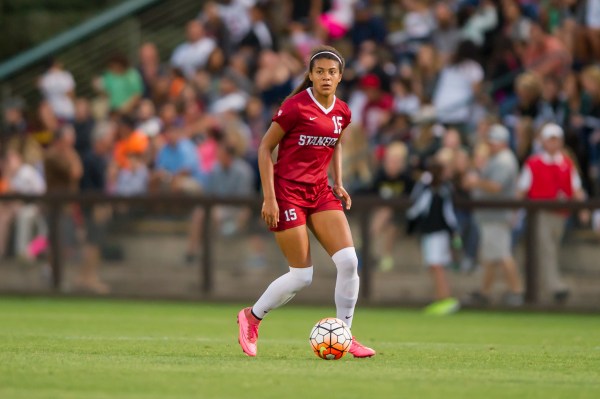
309, 317, 353, 360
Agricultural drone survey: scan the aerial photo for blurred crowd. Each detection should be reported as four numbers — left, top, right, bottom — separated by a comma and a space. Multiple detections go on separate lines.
1, 0, 600, 297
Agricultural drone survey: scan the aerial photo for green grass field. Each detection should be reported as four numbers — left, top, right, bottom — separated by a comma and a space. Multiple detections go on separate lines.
1, 297, 599, 399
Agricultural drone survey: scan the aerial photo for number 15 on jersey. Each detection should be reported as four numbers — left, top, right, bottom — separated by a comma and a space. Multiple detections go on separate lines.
332, 116, 343, 134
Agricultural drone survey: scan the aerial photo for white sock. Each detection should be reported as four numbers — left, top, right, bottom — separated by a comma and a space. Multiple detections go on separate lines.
332, 247, 359, 329
252, 266, 313, 319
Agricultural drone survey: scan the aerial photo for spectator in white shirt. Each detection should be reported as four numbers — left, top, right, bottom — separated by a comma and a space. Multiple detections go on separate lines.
212, 0, 253, 46
171, 20, 217, 79
38, 58, 76, 121
459, 0, 498, 47
136, 99, 162, 138
1, 149, 47, 260
210, 75, 248, 114
433, 40, 484, 131
392, 77, 420, 116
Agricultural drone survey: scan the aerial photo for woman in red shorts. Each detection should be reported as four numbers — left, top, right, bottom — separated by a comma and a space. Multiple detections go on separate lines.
237, 46, 376, 358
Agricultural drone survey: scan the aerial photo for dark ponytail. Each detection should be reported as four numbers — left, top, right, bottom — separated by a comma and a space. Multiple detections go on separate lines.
285, 45, 345, 102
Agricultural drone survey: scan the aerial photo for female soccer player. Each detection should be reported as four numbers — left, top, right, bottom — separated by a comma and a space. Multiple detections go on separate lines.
237, 46, 376, 358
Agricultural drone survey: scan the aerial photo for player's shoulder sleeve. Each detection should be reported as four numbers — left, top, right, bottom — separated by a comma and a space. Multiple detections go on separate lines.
340, 100, 352, 130
272, 96, 299, 132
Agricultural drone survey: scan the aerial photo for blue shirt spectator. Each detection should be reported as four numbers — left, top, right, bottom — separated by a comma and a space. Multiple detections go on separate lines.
156, 129, 206, 187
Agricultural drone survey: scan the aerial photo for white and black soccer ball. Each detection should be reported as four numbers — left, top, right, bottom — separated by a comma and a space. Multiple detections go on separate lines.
309, 317, 352, 360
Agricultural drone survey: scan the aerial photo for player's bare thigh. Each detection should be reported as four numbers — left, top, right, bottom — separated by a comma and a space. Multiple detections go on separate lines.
308, 210, 354, 256
274, 225, 312, 268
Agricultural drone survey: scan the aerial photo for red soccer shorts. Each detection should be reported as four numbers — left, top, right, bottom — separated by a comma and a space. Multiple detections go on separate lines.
270, 178, 343, 232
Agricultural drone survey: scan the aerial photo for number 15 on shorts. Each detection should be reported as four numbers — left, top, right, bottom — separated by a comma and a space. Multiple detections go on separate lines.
284, 208, 297, 222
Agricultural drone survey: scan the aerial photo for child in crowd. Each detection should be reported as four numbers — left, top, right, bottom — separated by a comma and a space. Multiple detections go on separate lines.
1, 149, 47, 261
406, 159, 461, 315
114, 152, 149, 196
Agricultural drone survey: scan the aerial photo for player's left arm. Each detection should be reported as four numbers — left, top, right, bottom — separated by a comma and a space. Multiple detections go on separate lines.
332, 128, 351, 210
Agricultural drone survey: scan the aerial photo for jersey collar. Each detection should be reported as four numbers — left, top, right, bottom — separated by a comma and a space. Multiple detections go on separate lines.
307, 88, 336, 115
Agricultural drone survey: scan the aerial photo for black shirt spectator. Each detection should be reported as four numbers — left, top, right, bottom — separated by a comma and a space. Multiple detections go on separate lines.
80, 121, 112, 193
370, 167, 414, 199
351, 1, 387, 50
239, 5, 277, 52
73, 99, 95, 158
81, 151, 106, 193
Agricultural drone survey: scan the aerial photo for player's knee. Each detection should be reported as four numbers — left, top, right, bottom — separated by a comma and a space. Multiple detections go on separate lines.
295, 275, 312, 288
289, 266, 313, 288
332, 247, 358, 276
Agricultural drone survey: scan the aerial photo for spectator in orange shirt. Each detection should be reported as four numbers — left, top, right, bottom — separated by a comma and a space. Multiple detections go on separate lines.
109, 115, 149, 192
112, 115, 149, 170
168, 68, 187, 101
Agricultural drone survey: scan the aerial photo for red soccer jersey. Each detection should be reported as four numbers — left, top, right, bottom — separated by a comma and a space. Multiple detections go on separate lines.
272, 88, 352, 186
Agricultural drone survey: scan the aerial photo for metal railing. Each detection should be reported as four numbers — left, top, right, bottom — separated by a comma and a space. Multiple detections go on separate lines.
1, 193, 598, 305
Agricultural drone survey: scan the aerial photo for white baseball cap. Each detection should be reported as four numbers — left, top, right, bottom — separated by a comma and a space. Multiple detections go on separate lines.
540, 123, 564, 140
488, 124, 510, 143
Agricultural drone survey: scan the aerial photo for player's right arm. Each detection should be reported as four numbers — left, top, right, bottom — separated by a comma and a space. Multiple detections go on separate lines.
258, 122, 287, 229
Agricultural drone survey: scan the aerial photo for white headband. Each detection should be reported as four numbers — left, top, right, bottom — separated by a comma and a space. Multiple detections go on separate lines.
310, 51, 343, 65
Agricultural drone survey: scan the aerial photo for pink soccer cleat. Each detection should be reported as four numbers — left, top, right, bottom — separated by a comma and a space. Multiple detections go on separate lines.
348, 336, 376, 358
237, 307, 260, 357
